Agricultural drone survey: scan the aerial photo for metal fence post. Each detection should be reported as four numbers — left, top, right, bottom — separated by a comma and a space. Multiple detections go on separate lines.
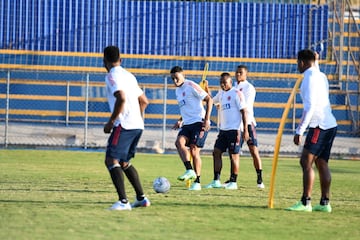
66, 81, 70, 126
162, 76, 168, 152
4, 71, 10, 148
84, 74, 89, 149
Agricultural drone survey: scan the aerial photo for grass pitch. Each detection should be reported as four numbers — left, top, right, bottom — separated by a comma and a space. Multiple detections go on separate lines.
0, 149, 359, 240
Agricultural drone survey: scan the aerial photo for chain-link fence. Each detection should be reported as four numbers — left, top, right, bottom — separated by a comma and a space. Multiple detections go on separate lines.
1, 70, 359, 159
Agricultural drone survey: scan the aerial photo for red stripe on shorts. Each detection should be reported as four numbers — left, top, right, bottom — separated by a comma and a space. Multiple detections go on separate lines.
111, 125, 122, 146
311, 128, 320, 144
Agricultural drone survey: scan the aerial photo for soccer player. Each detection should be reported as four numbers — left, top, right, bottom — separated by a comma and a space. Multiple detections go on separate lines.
205, 72, 249, 190
286, 49, 337, 212
170, 66, 213, 191
228, 65, 265, 189
103, 46, 150, 210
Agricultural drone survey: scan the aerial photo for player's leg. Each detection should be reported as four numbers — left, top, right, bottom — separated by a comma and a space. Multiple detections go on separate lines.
175, 126, 196, 182
313, 127, 337, 212
287, 127, 322, 212
105, 126, 131, 210
119, 129, 150, 208
286, 148, 315, 212
300, 148, 316, 205
224, 130, 241, 190
190, 145, 201, 179
187, 122, 209, 190
247, 124, 264, 188
204, 136, 224, 189
315, 158, 331, 201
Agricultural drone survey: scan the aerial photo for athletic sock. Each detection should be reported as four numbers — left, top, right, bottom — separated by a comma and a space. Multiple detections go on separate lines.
320, 197, 330, 205
214, 171, 221, 181
195, 176, 200, 183
256, 169, 263, 184
109, 166, 127, 202
123, 164, 144, 201
301, 196, 311, 206
230, 173, 237, 182
184, 161, 193, 170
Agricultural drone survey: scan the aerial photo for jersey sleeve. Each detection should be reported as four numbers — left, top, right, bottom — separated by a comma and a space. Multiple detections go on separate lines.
296, 76, 317, 135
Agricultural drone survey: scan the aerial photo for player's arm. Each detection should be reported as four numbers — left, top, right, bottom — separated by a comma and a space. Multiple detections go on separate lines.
202, 94, 213, 131
138, 92, 149, 118
104, 90, 125, 133
240, 108, 249, 142
294, 78, 316, 145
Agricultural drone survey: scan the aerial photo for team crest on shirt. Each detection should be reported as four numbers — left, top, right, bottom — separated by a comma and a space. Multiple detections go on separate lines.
227, 96, 231, 101
182, 92, 186, 96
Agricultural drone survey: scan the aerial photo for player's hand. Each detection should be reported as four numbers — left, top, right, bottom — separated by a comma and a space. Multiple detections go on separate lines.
243, 130, 250, 142
172, 120, 182, 130
104, 120, 114, 134
202, 119, 211, 131
293, 134, 301, 145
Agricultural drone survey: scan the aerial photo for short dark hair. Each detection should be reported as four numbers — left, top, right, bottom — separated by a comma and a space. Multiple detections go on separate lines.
220, 72, 231, 78
237, 65, 248, 71
297, 49, 316, 62
103, 46, 120, 63
170, 66, 183, 74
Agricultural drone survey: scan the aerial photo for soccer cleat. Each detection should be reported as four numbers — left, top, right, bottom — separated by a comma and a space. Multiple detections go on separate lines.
108, 201, 132, 211
313, 204, 332, 213
257, 182, 265, 189
224, 182, 238, 190
285, 201, 312, 212
131, 197, 151, 208
177, 169, 196, 181
204, 180, 223, 189
189, 182, 201, 191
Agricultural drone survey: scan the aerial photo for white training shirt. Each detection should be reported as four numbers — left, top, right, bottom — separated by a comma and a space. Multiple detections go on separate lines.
296, 66, 337, 135
175, 79, 209, 125
235, 80, 257, 126
105, 66, 144, 130
213, 87, 247, 130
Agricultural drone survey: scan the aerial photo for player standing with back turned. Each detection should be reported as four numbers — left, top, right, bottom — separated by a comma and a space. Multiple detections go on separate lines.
286, 49, 337, 212
103, 46, 150, 210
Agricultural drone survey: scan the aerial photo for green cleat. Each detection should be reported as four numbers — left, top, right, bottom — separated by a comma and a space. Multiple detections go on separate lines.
204, 180, 223, 189
285, 201, 312, 212
177, 169, 196, 181
313, 204, 332, 213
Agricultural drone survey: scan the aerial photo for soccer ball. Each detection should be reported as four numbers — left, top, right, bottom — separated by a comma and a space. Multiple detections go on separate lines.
153, 177, 170, 193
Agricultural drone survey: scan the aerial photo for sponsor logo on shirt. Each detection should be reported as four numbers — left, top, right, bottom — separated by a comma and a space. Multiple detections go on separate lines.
178, 99, 186, 108
222, 103, 231, 110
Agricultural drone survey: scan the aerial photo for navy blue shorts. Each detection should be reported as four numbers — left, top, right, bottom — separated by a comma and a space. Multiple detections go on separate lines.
214, 130, 241, 154
304, 126, 337, 161
240, 123, 258, 147
178, 122, 208, 148
106, 125, 143, 162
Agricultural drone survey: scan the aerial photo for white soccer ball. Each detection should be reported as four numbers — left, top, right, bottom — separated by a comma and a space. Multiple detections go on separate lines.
153, 177, 170, 193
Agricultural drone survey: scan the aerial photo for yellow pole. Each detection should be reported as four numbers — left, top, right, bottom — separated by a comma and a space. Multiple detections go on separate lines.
268, 76, 302, 208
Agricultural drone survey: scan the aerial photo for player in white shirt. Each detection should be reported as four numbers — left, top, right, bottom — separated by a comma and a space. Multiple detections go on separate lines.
286, 49, 337, 213
231, 65, 265, 189
170, 66, 213, 191
103, 46, 150, 210
205, 72, 249, 190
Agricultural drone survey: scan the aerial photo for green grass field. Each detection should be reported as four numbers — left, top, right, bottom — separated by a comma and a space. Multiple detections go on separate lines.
0, 149, 359, 240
